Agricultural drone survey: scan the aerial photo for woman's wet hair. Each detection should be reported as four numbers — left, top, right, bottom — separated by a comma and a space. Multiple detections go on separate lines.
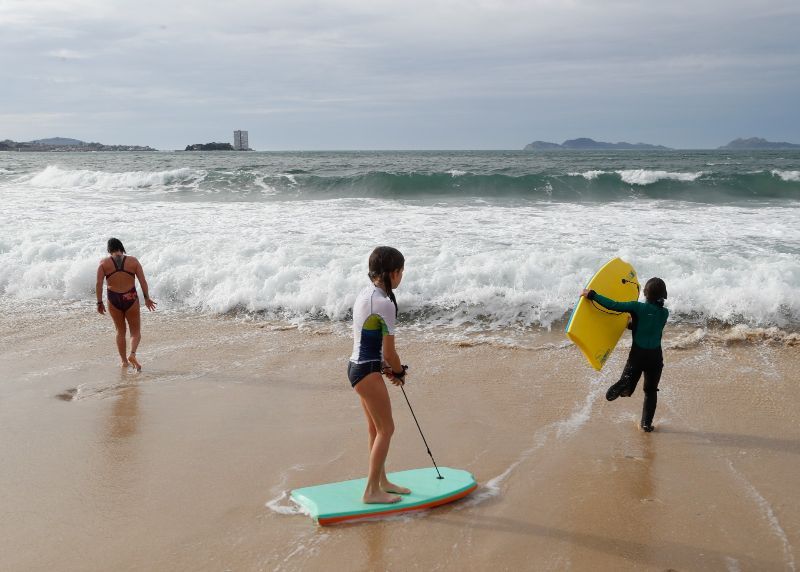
368, 246, 405, 317
644, 277, 667, 305
107, 237, 126, 254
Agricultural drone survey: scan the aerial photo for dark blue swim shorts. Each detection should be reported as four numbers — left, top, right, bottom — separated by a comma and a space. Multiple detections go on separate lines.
347, 360, 383, 388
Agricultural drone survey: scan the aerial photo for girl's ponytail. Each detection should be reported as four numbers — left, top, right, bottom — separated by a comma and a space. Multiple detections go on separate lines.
382, 270, 398, 317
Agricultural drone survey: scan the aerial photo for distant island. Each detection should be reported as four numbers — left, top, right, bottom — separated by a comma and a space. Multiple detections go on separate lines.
718, 137, 800, 150
0, 137, 155, 152
184, 142, 235, 151
524, 138, 670, 150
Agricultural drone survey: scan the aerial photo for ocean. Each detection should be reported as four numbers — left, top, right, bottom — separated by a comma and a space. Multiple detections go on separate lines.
1, 150, 798, 336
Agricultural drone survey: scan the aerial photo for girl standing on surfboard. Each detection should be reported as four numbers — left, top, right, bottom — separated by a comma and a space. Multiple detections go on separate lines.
580, 278, 668, 432
347, 246, 411, 504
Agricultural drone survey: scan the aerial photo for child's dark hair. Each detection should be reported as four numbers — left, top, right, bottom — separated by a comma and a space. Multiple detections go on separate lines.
644, 277, 667, 306
107, 237, 126, 254
368, 246, 405, 317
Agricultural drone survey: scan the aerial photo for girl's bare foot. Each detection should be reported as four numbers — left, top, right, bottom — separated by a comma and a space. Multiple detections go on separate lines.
381, 480, 411, 495
120, 361, 129, 369
128, 353, 142, 372
363, 490, 402, 504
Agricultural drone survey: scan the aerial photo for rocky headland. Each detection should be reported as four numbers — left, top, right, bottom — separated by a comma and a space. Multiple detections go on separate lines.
184, 142, 235, 151
718, 137, 800, 150
524, 138, 670, 150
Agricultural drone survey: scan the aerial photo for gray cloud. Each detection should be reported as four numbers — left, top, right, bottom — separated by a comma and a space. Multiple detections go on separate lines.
1, 0, 798, 148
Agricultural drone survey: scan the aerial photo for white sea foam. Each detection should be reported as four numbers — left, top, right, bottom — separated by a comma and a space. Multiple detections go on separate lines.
667, 326, 800, 349
265, 456, 343, 517
726, 460, 795, 571
617, 169, 703, 185
448, 169, 467, 177
1, 160, 799, 330
255, 178, 280, 195
771, 169, 800, 182
725, 556, 742, 572
568, 170, 605, 180
22, 165, 202, 189
274, 531, 330, 571
554, 379, 604, 438
460, 379, 604, 508
266, 490, 308, 516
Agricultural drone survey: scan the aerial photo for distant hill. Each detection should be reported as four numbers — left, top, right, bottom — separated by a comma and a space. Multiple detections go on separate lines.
524, 137, 670, 150
718, 137, 800, 150
29, 137, 85, 146
0, 137, 156, 152
524, 140, 562, 150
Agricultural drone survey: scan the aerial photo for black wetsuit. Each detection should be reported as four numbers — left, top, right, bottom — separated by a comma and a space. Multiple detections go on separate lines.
587, 290, 668, 429
105, 255, 138, 313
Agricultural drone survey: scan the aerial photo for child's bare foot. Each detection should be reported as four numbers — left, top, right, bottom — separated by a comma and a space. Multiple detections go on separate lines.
128, 353, 142, 372
120, 360, 130, 368
381, 480, 411, 495
363, 490, 402, 504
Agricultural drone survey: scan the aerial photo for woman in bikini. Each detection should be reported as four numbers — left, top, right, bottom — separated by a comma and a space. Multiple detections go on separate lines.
96, 238, 157, 370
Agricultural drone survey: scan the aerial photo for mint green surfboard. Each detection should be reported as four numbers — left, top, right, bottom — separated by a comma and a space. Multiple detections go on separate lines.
290, 467, 477, 525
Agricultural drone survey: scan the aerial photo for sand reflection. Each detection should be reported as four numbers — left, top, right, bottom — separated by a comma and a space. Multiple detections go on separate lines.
364, 521, 388, 570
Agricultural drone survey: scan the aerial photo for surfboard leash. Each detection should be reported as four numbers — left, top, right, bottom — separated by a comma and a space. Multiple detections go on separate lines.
399, 383, 444, 479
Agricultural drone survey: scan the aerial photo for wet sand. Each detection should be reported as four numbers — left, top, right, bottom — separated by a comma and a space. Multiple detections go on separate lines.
1, 305, 798, 571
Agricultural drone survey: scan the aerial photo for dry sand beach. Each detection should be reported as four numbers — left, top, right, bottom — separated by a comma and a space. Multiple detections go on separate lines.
1, 303, 798, 571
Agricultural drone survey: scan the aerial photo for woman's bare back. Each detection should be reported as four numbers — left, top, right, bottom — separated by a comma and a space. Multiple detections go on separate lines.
100, 255, 139, 293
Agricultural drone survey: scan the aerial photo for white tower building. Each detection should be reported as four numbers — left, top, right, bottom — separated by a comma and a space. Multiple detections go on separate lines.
233, 130, 249, 150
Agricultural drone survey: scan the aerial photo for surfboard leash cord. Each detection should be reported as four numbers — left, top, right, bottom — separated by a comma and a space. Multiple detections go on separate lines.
399, 383, 444, 479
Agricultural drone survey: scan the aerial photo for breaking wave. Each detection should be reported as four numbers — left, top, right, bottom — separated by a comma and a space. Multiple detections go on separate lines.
21, 165, 203, 189
9, 165, 800, 201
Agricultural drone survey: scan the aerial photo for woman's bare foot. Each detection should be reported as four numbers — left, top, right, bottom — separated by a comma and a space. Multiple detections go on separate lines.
120, 360, 130, 368
381, 480, 411, 495
128, 353, 142, 372
363, 489, 402, 504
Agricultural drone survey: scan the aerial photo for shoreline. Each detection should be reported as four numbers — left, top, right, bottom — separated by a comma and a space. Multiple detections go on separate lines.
2, 298, 797, 351
1, 306, 798, 569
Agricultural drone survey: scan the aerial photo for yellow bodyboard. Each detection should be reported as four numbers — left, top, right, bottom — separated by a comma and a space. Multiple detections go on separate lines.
566, 258, 639, 370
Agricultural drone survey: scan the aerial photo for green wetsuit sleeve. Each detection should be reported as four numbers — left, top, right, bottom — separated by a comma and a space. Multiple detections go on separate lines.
590, 292, 640, 313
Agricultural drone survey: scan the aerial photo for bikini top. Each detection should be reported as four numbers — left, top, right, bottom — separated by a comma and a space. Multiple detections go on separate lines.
105, 255, 136, 278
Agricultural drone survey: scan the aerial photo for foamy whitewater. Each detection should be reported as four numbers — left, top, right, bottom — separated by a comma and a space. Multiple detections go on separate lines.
1, 150, 798, 332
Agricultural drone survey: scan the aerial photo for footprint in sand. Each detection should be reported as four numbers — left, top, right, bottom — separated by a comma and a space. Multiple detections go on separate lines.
55, 388, 79, 401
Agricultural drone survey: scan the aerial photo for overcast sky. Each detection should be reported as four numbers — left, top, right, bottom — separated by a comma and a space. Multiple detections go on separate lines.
1, 0, 798, 149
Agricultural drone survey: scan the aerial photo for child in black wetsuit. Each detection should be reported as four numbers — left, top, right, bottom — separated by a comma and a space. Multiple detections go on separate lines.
580, 278, 669, 432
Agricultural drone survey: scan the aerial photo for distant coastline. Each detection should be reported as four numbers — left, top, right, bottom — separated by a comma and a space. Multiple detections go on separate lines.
0, 136, 259, 152
2, 134, 799, 153
523, 136, 800, 151
717, 137, 800, 150
524, 138, 670, 150
0, 137, 155, 152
